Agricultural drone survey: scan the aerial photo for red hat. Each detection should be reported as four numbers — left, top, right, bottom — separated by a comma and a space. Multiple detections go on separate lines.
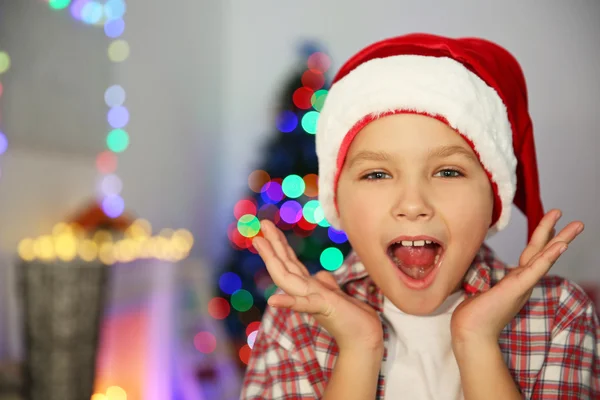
316, 33, 544, 241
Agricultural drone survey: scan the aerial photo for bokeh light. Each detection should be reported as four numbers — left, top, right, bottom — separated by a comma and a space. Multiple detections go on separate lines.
239, 344, 252, 365
105, 386, 127, 400
231, 289, 253, 312
194, 331, 217, 354
320, 247, 344, 271
219, 272, 242, 295
0, 132, 7, 155
0, 52, 10, 74
107, 106, 129, 128
303, 174, 318, 197
81, 1, 104, 24
245, 321, 261, 336
292, 87, 314, 110
301, 69, 325, 91
96, 151, 118, 174
328, 227, 348, 244
100, 174, 123, 196
276, 110, 298, 133
301, 111, 319, 134
281, 174, 305, 198
106, 129, 129, 152
108, 39, 130, 62
260, 181, 284, 204
237, 214, 261, 238
279, 201, 302, 224
104, 85, 126, 107
248, 170, 270, 193
302, 200, 323, 224
264, 284, 278, 300
69, 0, 87, 20
208, 297, 230, 320
307, 52, 331, 72
234, 199, 257, 219
102, 195, 125, 218
104, 0, 127, 20
247, 330, 258, 349
257, 203, 280, 224
48, 0, 71, 10
104, 18, 125, 38
311, 90, 328, 112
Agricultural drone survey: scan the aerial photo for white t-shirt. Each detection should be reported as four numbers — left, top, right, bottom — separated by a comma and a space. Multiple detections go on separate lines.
382, 291, 466, 400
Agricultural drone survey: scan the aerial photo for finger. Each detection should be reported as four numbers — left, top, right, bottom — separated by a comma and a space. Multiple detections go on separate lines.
261, 220, 309, 277
516, 241, 568, 290
520, 209, 561, 266
273, 222, 310, 276
542, 221, 584, 251
253, 236, 311, 297
268, 293, 332, 316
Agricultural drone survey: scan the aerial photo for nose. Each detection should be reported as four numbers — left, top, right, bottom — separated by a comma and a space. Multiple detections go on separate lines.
391, 182, 434, 222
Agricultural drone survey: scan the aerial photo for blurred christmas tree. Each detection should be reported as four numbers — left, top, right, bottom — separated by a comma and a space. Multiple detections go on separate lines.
214, 42, 352, 370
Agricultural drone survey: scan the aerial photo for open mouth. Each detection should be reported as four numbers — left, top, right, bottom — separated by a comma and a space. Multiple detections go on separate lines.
386, 238, 444, 281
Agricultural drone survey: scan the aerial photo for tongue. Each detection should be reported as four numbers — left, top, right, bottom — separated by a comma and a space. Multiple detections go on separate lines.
393, 245, 437, 267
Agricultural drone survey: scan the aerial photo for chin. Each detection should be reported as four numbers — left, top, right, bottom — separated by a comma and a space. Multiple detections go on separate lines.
387, 291, 447, 316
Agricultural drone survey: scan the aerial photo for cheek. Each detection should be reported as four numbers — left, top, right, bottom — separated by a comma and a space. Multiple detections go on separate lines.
437, 180, 493, 238
336, 180, 384, 234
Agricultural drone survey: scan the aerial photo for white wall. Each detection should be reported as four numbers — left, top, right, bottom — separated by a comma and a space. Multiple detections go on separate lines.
0, 0, 226, 358
219, 0, 600, 283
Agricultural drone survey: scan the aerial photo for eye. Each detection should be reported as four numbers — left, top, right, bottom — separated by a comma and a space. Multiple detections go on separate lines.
361, 171, 392, 180
434, 168, 464, 178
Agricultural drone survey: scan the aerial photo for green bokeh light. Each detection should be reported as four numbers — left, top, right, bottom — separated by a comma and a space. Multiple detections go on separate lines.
264, 284, 278, 300
320, 247, 343, 271
303, 200, 323, 224
281, 174, 305, 199
237, 214, 261, 238
49, 0, 71, 10
231, 289, 254, 312
311, 90, 328, 111
106, 129, 129, 153
301, 111, 320, 134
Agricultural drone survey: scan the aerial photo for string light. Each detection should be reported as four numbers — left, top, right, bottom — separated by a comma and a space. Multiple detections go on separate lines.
0, 50, 10, 181
17, 220, 194, 264
44, 0, 130, 218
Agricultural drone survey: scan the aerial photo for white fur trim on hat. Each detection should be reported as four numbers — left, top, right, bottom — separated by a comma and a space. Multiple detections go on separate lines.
316, 55, 517, 236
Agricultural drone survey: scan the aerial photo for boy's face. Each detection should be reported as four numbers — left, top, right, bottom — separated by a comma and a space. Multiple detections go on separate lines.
336, 114, 494, 315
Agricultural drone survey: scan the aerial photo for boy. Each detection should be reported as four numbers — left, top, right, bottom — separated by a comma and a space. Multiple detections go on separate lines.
241, 33, 600, 399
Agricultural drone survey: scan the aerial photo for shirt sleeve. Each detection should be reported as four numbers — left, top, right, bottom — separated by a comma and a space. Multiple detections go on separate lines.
532, 301, 600, 399
240, 306, 318, 400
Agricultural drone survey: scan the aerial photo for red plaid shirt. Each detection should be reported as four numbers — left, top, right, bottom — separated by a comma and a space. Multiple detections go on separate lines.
241, 244, 600, 399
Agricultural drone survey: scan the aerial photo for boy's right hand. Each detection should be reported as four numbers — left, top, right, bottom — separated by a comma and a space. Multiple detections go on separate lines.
252, 220, 384, 353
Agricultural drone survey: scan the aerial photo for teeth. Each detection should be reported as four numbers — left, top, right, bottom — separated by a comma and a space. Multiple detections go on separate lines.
398, 240, 431, 247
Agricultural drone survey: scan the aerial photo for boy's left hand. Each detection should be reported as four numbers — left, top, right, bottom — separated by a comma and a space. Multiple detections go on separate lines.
450, 209, 584, 348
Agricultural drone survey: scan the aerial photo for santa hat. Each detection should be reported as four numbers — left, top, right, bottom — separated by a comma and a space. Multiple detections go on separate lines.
316, 33, 544, 241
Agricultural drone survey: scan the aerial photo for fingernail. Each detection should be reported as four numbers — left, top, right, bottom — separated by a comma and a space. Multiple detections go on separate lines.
577, 224, 584, 234
560, 244, 568, 254
253, 240, 260, 251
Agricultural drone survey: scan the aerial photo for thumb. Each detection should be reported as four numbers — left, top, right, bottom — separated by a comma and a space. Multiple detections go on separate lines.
314, 271, 339, 291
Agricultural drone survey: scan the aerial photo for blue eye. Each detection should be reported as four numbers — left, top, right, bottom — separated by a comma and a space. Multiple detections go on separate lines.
361, 171, 391, 180
435, 169, 464, 178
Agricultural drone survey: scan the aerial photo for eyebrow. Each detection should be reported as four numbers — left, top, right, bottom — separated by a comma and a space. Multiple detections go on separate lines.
427, 145, 480, 165
347, 145, 479, 168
